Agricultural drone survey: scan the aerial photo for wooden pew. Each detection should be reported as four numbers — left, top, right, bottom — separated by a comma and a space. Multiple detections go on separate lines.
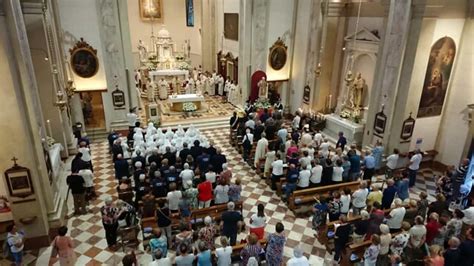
288, 180, 365, 211
190, 201, 243, 225
346, 231, 402, 265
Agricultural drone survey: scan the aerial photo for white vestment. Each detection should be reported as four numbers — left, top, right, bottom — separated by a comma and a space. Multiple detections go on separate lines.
195, 80, 203, 94
208, 77, 215, 96
217, 76, 224, 95
135, 86, 143, 109
254, 137, 268, 167
158, 79, 169, 100
147, 81, 156, 101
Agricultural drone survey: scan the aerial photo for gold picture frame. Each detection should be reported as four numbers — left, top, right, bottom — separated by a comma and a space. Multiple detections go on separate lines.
139, 0, 163, 22
268, 37, 288, 71
69, 38, 99, 78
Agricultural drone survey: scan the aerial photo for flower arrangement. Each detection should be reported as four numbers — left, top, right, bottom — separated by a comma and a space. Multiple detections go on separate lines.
254, 98, 271, 109
176, 61, 191, 70
340, 109, 361, 124
182, 102, 197, 112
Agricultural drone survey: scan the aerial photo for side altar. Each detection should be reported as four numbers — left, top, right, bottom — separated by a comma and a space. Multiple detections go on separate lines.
323, 114, 365, 145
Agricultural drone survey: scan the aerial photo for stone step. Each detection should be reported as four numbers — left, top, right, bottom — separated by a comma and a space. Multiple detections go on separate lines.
85, 128, 108, 143
161, 116, 229, 131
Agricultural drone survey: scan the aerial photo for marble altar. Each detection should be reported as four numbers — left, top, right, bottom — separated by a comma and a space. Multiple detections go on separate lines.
168, 94, 205, 112
323, 114, 365, 145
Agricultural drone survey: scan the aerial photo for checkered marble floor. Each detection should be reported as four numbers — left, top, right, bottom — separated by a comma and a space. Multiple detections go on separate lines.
4, 127, 440, 266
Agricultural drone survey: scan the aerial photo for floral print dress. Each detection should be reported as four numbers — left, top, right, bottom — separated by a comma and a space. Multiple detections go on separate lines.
183, 187, 198, 209
265, 233, 286, 266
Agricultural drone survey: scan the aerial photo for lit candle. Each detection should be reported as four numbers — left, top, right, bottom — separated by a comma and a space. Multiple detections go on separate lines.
328, 94, 332, 110
46, 119, 52, 138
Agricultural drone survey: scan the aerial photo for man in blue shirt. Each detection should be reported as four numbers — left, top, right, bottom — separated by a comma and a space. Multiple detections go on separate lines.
336, 132, 347, 151
285, 164, 299, 200
197, 150, 211, 172
220, 202, 243, 245
381, 179, 397, 209
348, 150, 361, 181
363, 150, 376, 180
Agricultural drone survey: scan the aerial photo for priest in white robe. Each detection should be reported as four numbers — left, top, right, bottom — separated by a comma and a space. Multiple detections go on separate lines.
208, 76, 216, 96
195, 79, 203, 95
217, 75, 224, 96
146, 78, 155, 102
254, 132, 268, 168
158, 78, 169, 100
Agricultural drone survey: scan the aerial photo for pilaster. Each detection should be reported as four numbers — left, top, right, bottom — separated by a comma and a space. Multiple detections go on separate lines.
201, 0, 217, 73
363, 0, 418, 152
238, 0, 253, 102
3, 0, 54, 247
96, 0, 130, 130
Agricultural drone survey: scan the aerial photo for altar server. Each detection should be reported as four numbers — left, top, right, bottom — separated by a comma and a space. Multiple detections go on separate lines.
254, 133, 269, 168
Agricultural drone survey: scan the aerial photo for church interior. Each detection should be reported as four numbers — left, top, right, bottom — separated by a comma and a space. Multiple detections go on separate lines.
0, 0, 473, 265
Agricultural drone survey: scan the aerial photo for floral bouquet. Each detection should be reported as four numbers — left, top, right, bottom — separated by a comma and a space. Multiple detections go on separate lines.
183, 102, 197, 112
254, 98, 271, 109
177, 61, 191, 70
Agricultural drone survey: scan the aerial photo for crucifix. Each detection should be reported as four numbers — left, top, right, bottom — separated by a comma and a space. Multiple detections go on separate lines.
11, 157, 18, 166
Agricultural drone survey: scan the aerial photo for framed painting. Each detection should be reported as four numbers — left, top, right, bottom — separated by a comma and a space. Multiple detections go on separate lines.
139, 0, 163, 22
417, 37, 456, 118
269, 37, 287, 71
69, 38, 99, 78
186, 0, 194, 27
373, 107, 387, 138
224, 13, 239, 41
4, 164, 34, 198
112, 88, 126, 109
303, 85, 311, 104
400, 113, 416, 142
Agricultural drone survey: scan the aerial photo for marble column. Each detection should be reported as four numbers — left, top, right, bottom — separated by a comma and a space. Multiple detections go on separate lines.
3, 0, 55, 247
42, 0, 76, 155
250, 0, 269, 73
96, 0, 132, 130
363, 0, 419, 152
238, 0, 253, 103
201, 0, 217, 73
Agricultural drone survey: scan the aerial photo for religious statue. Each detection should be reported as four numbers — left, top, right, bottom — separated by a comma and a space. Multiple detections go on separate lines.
258, 77, 268, 99
351, 72, 366, 108
158, 78, 169, 100
138, 40, 148, 63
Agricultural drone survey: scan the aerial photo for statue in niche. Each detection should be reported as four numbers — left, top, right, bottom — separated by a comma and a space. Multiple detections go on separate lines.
138, 40, 148, 63
350, 72, 366, 108
258, 77, 268, 99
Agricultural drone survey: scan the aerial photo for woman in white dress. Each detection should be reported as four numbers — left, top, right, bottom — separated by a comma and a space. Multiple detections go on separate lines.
264, 143, 276, 179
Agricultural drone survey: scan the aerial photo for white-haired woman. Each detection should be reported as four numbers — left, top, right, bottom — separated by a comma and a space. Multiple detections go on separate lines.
100, 196, 123, 250
198, 216, 217, 250
377, 224, 392, 265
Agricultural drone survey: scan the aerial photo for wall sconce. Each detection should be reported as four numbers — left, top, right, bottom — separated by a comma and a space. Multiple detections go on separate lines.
54, 90, 67, 110
315, 63, 321, 78
65, 80, 76, 98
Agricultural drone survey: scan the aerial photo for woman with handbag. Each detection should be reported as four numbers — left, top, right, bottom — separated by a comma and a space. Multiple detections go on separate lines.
49, 226, 76, 266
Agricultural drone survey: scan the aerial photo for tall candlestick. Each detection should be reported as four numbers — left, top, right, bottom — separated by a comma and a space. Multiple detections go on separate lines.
46, 119, 52, 138
328, 94, 332, 111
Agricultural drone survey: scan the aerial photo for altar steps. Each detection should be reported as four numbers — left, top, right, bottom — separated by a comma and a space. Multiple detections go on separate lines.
85, 128, 109, 143
160, 116, 229, 131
